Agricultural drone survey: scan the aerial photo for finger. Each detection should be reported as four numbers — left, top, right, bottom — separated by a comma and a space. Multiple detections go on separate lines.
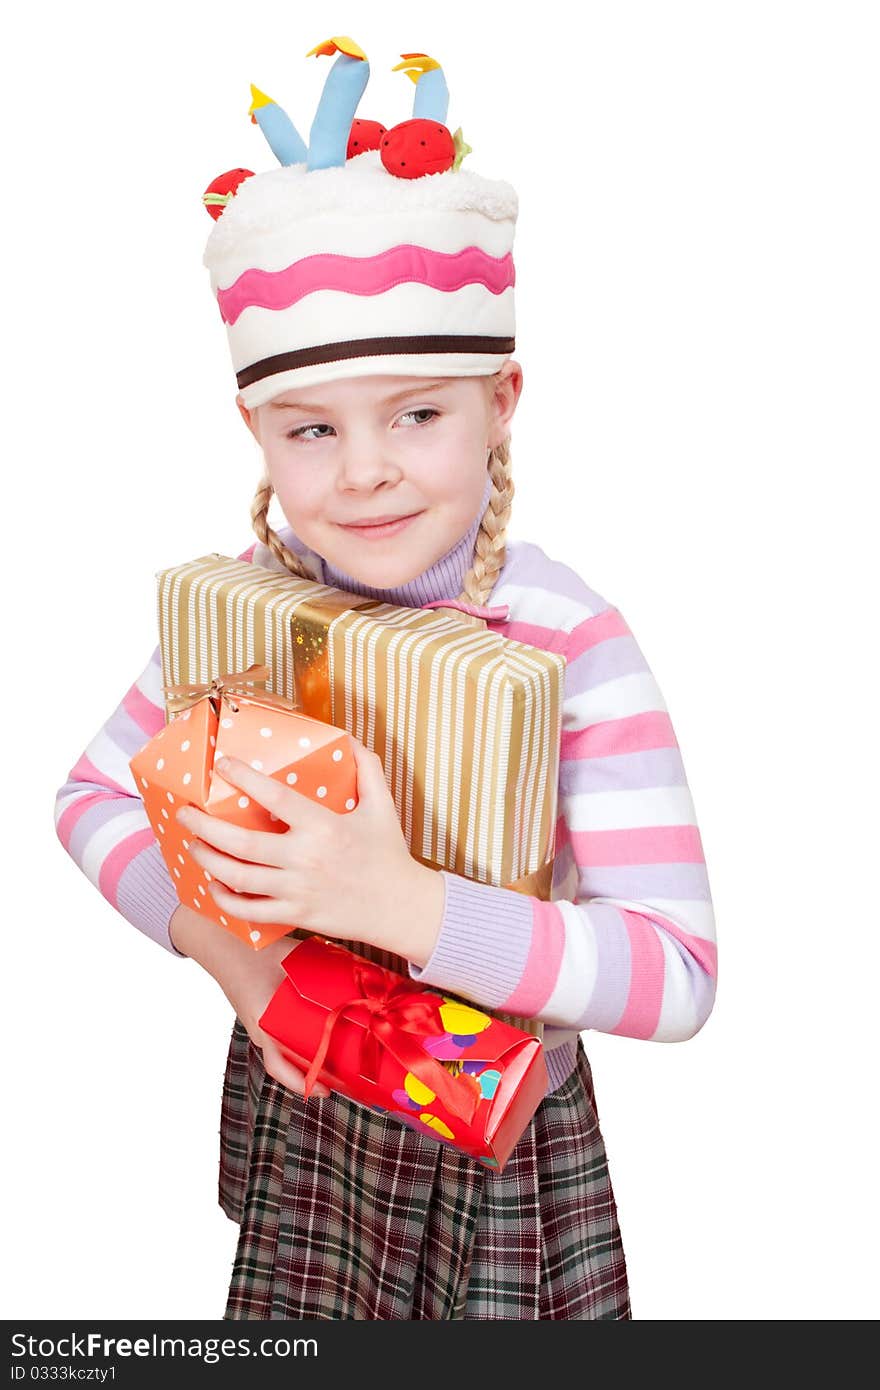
215, 755, 334, 828
188, 837, 287, 898
262, 1039, 331, 1098
344, 745, 383, 811
175, 803, 293, 868
206, 878, 299, 923
349, 738, 384, 790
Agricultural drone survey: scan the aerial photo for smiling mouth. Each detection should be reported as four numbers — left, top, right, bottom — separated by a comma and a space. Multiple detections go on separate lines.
341, 511, 421, 527
337, 511, 424, 537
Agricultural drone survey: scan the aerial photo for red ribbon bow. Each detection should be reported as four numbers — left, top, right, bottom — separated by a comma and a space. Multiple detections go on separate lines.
302, 958, 480, 1126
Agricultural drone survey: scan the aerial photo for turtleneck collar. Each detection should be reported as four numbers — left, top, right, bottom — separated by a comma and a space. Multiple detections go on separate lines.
289, 472, 494, 609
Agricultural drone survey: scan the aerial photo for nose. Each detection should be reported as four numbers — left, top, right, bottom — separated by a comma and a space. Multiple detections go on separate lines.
335, 427, 402, 491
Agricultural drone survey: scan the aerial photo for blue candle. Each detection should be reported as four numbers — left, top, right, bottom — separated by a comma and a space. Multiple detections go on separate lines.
392, 53, 449, 126
306, 36, 370, 172
248, 84, 307, 167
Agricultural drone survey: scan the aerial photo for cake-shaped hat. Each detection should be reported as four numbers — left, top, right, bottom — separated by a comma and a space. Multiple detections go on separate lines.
202, 36, 518, 409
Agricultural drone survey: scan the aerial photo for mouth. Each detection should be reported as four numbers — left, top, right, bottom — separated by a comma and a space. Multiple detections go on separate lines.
337, 511, 424, 539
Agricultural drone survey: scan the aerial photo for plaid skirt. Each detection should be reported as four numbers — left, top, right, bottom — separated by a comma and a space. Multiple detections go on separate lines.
218, 1017, 631, 1320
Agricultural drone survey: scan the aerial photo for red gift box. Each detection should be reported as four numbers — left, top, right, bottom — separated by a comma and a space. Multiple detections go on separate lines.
259, 936, 549, 1172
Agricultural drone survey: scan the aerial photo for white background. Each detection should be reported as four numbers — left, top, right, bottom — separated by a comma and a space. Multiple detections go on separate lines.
3, 1, 877, 1321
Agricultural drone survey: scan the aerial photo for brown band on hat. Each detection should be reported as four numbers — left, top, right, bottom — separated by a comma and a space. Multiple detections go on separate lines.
236, 335, 516, 389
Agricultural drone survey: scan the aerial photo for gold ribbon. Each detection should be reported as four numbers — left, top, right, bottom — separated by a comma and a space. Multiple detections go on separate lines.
162, 662, 279, 717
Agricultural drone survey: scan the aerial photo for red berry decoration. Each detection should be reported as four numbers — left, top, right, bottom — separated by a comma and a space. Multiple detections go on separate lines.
346, 118, 387, 158
380, 118, 455, 179
202, 168, 255, 221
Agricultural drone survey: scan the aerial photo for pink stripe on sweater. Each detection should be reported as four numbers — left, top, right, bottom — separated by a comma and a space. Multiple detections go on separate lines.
649, 909, 718, 979
99, 827, 160, 906
499, 898, 566, 1017
123, 682, 164, 738
570, 823, 706, 866
566, 607, 631, 660
562, 711, 679, 760
612, 910, 666, 1039
67, 752, 130, 798
56, 790, 117, 850
218, 245, 516, 326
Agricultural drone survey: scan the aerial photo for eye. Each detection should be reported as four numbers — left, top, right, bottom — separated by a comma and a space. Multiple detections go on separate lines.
398, 407, 440, 427
286, 422, 335, 441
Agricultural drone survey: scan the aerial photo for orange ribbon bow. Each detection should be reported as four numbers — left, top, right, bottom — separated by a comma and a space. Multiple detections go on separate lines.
162, 663, 286, 717
302, 957, 481, 1126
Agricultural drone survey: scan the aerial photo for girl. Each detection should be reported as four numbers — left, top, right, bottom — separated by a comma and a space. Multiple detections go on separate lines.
54, 37, 717, 1320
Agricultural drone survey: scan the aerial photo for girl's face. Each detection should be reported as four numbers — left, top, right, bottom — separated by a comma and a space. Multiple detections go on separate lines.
237, 363, 522, 588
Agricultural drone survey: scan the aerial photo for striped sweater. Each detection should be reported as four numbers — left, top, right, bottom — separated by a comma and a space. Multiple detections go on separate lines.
54, 501, 717, 1095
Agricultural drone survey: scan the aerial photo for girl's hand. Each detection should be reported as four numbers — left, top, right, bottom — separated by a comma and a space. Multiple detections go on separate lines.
169, 906, 331, 1098
173, 736, 438, 955
215, 935, 333, 1098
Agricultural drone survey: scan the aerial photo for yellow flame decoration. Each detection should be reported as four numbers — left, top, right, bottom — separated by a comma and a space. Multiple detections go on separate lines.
248, 84, 275, 115
306, 36, 368, 62
391, 52, 441, 84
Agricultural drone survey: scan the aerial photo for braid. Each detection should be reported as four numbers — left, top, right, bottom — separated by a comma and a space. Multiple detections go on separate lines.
249, 472, 314, 579
249, 374, 514, 601
457, 435, 513, 607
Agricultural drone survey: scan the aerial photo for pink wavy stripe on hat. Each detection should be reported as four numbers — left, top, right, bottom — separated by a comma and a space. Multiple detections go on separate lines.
217, 243, 515, 326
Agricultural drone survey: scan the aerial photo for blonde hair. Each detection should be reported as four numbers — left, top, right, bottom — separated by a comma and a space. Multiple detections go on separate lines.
249, 371, 514, 606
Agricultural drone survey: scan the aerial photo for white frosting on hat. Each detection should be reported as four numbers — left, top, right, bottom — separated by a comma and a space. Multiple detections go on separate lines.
203, 149, 518, 271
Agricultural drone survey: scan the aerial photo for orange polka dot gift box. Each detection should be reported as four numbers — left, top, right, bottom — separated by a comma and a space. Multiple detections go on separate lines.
259, 935, 550, 1171
129, 663, 357, 949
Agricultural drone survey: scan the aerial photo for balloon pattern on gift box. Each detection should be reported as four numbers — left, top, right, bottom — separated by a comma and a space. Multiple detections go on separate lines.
419, 997, 494, 1059
129, 688, 358, 950
438, 998, 492, 1036
382, 994, 503, 1141
418, 1113, 455, 1140
387, 999, 503, 1147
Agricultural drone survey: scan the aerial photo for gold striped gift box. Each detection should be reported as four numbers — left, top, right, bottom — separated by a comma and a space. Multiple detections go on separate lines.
155, 553, 566, 1040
